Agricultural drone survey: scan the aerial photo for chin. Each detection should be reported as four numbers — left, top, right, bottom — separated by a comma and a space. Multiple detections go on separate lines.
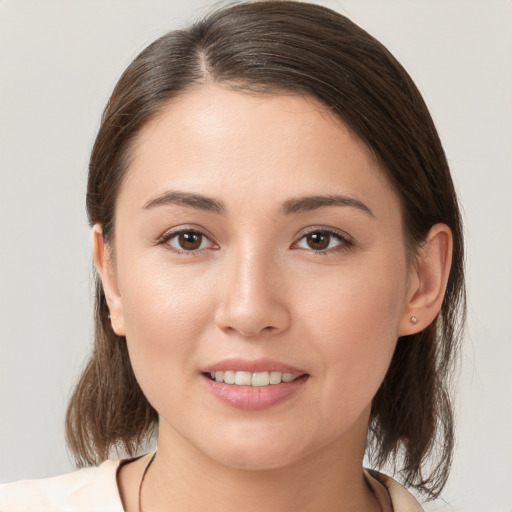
212, 446, 304, 472
196, 427, 319, 472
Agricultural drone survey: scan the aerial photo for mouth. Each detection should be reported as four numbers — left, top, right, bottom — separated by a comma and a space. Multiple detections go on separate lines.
201, 359, 309, 410
205, 370, 303, 387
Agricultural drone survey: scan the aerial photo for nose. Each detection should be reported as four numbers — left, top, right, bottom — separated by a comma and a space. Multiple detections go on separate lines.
214, 246, 291, 338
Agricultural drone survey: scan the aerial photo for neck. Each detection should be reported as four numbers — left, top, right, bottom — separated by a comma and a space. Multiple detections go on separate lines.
133, 415, 379, 512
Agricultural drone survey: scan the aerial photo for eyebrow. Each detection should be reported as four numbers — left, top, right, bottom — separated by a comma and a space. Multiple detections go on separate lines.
281, 195, 374, 217
142, 190, 225, 214
142, 190, 374, 218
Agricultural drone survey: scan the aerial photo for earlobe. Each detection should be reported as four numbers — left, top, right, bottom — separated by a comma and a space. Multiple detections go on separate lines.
399, 223, 453, 336
92, 224, 126, 336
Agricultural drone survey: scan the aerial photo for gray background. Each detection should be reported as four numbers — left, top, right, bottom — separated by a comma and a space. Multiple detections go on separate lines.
1, 1, 511, 511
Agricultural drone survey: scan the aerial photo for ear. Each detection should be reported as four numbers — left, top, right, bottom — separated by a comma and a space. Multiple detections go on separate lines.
399, 223, 453, 336
92, 224, 126, 336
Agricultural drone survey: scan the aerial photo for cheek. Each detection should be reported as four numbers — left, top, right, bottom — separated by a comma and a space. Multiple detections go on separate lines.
117, 262, 215, 400
120, 254, 214, 331
297, 258, 408, 415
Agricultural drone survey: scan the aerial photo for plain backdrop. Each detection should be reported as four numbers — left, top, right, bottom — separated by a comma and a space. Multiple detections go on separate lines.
1, 1, 511, 511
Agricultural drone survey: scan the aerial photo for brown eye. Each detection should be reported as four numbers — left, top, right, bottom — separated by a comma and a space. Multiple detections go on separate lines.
166, 230, 211, 252
179, 232, 203, 250
296, 229, 350, 253
305, 232, 330, 251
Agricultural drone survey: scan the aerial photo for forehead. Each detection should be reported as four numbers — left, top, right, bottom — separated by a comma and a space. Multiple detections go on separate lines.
120, 84, 400, 219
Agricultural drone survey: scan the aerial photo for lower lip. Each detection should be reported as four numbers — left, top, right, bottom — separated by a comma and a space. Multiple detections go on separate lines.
203, 374, 308, 410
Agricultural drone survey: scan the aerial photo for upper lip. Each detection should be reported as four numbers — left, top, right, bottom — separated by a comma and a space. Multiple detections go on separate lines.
202, 357, 306, 375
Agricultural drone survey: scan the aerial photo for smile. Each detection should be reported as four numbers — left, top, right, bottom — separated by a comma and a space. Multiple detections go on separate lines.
208, 370, 300, 387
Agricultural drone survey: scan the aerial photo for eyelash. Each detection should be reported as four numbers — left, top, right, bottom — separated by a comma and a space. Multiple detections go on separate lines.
158, 228, 218, 255
293, 228, 353, 254
158, 227, 353, 255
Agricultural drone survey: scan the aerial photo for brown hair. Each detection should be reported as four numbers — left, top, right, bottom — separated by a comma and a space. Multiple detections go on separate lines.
66, 0, 465, 499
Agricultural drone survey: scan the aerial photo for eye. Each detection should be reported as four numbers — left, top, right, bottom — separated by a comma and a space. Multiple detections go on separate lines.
164, 230, 214, 252
295, 229, 351, 252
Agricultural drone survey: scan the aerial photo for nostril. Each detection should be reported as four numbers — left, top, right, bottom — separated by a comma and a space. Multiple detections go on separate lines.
236, 325, 276, 337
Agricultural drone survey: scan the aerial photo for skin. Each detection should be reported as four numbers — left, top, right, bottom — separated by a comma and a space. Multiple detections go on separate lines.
94, 85, 452, 512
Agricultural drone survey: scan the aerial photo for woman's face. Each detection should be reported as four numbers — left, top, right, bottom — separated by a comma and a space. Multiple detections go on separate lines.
102, 85, 417, 470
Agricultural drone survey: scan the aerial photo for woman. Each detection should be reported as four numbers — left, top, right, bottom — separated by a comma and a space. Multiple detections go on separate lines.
0, 1, 465, 511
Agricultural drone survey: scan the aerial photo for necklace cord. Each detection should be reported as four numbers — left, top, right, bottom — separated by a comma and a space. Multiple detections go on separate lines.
138, 452, 157, 512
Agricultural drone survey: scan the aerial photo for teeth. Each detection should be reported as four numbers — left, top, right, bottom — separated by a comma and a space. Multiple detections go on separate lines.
223, 370, 235, 384
209, 370, 300, 386
251, 371, 270, 387
235, 371, 252, 386
269, 371, 282, 384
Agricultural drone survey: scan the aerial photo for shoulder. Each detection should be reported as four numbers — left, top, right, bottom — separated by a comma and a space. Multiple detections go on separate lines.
365, 469, 424, 512
0, 459, 124, 512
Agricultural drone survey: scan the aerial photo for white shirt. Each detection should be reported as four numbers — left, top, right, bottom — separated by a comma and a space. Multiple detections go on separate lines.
0, 457, 423, 511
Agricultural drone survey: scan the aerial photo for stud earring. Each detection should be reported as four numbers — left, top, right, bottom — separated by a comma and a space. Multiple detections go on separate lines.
410, 316, 418, 324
